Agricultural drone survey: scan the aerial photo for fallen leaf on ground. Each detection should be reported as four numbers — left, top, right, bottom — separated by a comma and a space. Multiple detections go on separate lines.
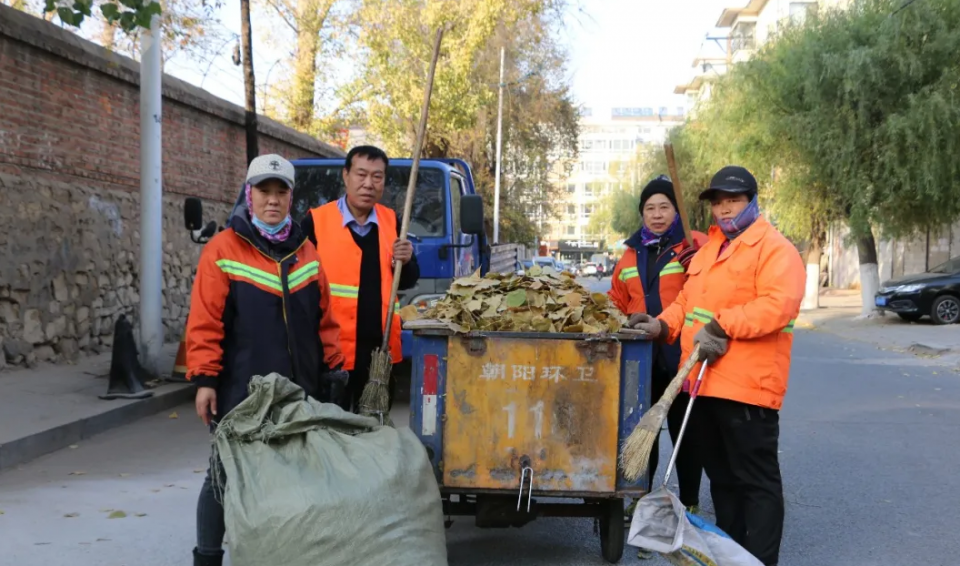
107, 511, 127, 519
135, 513, 147, 517
69, 445, 79, 449
193, 469, 204, 473
64, 513, 79, 518
68, 471, 86, 476
35, 543, 51, 546
96, 538, 110, 542
168, 412, 179, 419
118, 473, 130, 478
0, 510, 4, 515
150, 489, 161, 493
99, 509, 114, 513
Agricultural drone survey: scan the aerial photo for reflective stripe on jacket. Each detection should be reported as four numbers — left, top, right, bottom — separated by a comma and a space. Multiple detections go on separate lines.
311, 202, 402, 370
610, 230, 707, 373
658, 216, 805, 409
185, 215, 345, 417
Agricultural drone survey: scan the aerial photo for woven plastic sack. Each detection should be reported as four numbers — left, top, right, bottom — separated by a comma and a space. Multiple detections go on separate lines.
213, 373, 448, 566
627, 487, 763, 566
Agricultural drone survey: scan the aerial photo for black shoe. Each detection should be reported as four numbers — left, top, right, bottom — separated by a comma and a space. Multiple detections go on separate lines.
193, 548, 224, 566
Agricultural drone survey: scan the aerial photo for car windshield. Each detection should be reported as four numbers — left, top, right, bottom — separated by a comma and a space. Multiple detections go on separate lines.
930, 256, 960, 274
535, 260, 554, 267
292, 165, 447, 237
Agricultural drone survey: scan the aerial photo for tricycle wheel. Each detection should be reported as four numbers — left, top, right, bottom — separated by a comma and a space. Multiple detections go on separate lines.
599, 498, 624, 563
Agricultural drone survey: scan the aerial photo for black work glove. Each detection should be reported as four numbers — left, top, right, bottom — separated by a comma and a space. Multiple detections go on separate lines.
627, 313, 668, 339
693, 319, 729, 363
317, 367, 349, 405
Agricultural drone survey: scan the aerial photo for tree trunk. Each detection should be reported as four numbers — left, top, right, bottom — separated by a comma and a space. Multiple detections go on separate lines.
291, 0, 330, 131
240, 0, 259, 165
856, 230, 881, 318
802, 235, 823, 310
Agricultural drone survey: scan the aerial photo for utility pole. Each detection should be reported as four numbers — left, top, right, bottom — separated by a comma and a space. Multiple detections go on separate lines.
493, 47, 505, 244
139, 14, 163, 376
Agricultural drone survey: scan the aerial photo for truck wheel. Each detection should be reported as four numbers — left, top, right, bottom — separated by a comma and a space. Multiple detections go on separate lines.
599, 498, 624, 563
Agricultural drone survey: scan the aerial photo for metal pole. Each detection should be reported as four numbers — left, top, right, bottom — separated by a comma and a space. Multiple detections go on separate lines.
139, 15, 163, 377
493, 47, 505, 244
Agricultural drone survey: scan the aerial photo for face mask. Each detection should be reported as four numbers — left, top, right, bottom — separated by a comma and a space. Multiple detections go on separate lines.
252, 214, 291, 235
716, 195, 760, 239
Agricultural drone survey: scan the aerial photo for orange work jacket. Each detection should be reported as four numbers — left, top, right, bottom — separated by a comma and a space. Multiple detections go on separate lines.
310, 202, 402, 370
658, 217, 805, 410
609, 231, 708, 316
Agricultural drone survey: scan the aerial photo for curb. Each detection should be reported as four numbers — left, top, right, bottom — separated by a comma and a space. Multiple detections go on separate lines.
0, 383, 195, 473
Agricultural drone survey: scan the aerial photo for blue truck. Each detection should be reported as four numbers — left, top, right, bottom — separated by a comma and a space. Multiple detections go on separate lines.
184, 157, 523, 380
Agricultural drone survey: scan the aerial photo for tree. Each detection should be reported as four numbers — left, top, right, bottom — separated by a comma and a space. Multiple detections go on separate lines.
348, 0, 578, 244
44, 0, 161, 31
678, 0, 960, 315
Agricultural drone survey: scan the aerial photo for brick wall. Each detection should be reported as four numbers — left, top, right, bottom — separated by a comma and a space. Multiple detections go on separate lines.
0, 5, 344, 371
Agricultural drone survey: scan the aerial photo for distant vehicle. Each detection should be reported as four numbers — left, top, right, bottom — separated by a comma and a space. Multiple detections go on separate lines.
580, 263, 598, 276
517, 259, 533, 277
533, 256, 561, 273
875, 256, 960, 324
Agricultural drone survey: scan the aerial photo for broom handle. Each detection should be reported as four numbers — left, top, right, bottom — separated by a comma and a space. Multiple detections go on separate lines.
662, 360, 708, 488
381, 27, 445, 353
664, 143, 694, 248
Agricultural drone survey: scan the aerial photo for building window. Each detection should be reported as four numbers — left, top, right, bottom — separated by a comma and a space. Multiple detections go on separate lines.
659, 107, 669, 116
731, 21, 756, 52
582, 204, 594, 218
789, 2, 818, 25
567, 204, 576, 215
676, 107, 685, 116
567, 183, 576, 193
566, 225, 576, 236
581, 139, 594, 151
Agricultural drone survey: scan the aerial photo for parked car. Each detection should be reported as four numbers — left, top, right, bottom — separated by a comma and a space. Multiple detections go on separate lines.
875, 256, 960, 324
516, 259, 533, 277
533, 256, 561, 273
580, 263, 598, 276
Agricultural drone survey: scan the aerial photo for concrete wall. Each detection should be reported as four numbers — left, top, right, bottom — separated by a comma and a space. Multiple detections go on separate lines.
0, 5, 344, 370
828, 222, 960, 289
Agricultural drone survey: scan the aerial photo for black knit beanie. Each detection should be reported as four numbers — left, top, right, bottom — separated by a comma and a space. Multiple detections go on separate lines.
639, 175, 679, 212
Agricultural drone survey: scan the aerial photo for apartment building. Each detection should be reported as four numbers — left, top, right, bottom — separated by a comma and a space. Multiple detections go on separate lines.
542, 106, 687, 262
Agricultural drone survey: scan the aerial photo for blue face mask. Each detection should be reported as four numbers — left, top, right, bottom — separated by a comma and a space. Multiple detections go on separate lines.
251, 214, 291, 235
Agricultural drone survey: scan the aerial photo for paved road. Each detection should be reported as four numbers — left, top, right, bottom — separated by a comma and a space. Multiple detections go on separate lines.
2, 278, 958, 565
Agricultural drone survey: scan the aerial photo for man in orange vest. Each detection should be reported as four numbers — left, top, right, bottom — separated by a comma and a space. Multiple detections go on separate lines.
301, 146, 419, 413
630, 166, 804, 566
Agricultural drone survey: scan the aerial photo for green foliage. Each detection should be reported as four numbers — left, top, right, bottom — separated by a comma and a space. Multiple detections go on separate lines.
348, 0, 577, 245
46, 0, 161, 31
689, 0, 960, 241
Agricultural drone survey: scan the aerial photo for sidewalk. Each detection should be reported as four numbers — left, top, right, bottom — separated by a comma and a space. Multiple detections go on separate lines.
798, 289, 960, 367
0, 343, 194, 473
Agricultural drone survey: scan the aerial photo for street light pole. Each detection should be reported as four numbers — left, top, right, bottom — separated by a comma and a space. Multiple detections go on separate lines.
493, 47, 505, 245
139, 14, 163, 377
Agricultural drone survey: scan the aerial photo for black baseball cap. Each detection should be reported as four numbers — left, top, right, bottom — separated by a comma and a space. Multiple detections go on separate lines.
698, 166, 758, 201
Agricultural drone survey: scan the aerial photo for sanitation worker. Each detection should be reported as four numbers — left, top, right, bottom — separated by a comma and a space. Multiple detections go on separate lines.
186, 154, 348, 566
609, 175, 707, 558
301, 145, 420, 414
629, 165, 804, 566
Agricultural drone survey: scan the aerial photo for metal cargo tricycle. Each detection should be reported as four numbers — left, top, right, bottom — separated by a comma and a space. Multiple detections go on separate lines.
409, 329, 652, 563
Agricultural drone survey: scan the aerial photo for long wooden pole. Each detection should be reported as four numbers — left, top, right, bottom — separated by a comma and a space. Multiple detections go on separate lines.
380, 27, 445, 354
664, 142, 693, 247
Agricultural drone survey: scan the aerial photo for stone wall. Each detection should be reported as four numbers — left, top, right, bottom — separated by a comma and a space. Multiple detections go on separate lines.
0, 5, 345, 370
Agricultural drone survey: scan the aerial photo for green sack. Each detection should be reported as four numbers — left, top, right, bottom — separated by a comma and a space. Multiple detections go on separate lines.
213, 373, 448, 566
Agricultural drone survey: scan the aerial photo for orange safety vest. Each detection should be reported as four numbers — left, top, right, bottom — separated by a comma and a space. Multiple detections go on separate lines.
310, 202, 402, 370
609, 232, 708, 316
659, 217, 806, 410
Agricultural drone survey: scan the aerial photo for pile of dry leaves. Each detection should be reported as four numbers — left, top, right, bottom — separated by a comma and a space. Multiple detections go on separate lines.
400, 266, 627, 334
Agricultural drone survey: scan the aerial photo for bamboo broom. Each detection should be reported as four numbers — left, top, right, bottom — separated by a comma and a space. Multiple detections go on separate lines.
620, 343, 701, 482
358, 27, 445, 424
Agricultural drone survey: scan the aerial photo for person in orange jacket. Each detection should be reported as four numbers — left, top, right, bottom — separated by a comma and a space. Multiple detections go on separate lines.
609, 176, 707, 552
300, 145, 420, 414
185, 154, 347, 566
629, 166, 804, 566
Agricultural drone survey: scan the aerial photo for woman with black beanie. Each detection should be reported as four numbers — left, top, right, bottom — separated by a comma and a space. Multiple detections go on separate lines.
608, 175, 708, 558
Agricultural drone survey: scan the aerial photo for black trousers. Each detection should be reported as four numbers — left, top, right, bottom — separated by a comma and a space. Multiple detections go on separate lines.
692, 396, 784, 566
340, 338, 396, 414
647, 365, 703, 507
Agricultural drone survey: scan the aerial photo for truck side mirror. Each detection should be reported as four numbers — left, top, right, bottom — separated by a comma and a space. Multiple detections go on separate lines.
460, 194, 484, 235
185, 197, 204, 231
